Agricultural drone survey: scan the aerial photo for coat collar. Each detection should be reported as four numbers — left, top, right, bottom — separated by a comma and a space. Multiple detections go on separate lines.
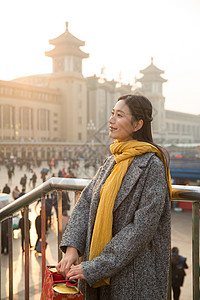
90, 152, 155, 221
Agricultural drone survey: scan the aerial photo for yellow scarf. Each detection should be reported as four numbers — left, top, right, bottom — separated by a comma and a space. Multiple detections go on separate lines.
89, 140, 172, 288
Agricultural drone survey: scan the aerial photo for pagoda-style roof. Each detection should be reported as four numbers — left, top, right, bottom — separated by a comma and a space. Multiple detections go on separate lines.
45, 22, 89, 58
140, 57, 165, 75
49, 22, 85, 47
137, 57, 167, 83
137, 74, 167, 83
46, 45, 89, 58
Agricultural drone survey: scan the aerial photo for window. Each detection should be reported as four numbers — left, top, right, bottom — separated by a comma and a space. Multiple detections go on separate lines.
78, 132, 82, 140
37, 109, 50, 131
19, 107, 33, 130
152, 83, 159, 93
0, 105, 15, 129
144, 83, 151, 92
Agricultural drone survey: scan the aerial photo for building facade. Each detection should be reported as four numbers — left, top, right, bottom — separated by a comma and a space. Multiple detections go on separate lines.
0, 22, 199, 159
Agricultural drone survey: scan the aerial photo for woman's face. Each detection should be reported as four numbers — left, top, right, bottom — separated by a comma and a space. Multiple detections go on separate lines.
109, 100, 140, 142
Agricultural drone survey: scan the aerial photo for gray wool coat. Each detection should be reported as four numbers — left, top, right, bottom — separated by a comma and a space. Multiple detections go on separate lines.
60, 152, 171, 300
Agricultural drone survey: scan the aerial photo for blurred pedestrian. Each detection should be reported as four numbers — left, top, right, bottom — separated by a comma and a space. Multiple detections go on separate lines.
58, 169, 63, 177
35, 210, 42, 249
2, 184, 10, 194
29, 169, 33, 187
20, 174, 27, 190
12, 186, 20, 200
34, 210, 47, 250
50, 191, 70, 220
51, 158, 54, 169
68, 167, 76, 178
19, 210, 32, 252
171, 247, 188, 300
41, 172, 46, 182
32, 172, 37, 189
51, 191, 58, 219
45, 194, 53, 229
17, 188, 26, 199
7, 168, 12, 185
62, 191, 71, 212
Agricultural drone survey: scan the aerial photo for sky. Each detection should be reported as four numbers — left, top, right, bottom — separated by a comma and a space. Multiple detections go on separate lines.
0, 0, 200, 114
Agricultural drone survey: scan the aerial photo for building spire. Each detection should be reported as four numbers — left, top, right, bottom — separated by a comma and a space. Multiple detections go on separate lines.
65, 21, 69, 31
151, 57, 154, 64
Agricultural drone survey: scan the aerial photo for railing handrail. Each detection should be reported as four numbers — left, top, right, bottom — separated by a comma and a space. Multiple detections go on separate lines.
0, 177, 91, 222
1, 179, 200, 222
172, 184, 200, 202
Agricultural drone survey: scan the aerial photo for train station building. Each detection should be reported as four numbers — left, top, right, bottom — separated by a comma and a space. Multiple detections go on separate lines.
0, 22, 200, 159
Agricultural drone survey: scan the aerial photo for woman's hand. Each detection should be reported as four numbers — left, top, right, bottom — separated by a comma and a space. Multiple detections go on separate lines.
66, 263, 86, 280
56, 247, 79, 278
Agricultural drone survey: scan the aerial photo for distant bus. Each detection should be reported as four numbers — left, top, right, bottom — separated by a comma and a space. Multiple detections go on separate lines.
170, 158, 200, 182
170, 158, 200, 210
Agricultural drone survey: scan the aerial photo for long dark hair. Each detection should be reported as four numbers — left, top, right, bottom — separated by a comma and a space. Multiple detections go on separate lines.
118, 94, 170, 166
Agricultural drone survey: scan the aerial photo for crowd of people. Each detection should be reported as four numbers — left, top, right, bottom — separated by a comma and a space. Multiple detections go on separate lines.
0, 154, 81, 255
1, 187, 71, 255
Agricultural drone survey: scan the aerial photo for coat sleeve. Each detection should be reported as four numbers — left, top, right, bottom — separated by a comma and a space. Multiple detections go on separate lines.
81, 157, 170, 286
60, 164, 104, 256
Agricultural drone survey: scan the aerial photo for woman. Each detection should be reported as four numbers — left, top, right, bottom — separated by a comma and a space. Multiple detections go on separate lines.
56, 94, 171, 300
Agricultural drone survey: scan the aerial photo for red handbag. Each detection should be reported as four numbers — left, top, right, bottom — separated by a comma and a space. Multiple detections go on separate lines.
40, 266, 83, 299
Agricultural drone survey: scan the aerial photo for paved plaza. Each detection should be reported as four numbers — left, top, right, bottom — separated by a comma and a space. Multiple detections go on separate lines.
0, 162, 199, 299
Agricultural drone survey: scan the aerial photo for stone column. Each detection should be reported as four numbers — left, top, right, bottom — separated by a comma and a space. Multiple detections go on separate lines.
46, 110, 48, 140
38, 110, 41, 140
21, 108, 24, 139
1, 105, 3, 139
10, 106, 12, 139
29, 108, 31, 139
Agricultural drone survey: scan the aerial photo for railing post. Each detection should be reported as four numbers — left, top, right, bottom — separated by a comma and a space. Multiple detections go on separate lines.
8, 217, 13, 300
57, 191, 63, 262
0, 222, 1, 300
192, 201, 199, 300
24, 205, 29, 300
41, 196, 46, 285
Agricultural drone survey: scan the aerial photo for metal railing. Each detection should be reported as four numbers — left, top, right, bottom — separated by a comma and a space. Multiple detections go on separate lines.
0, 179, 199, 300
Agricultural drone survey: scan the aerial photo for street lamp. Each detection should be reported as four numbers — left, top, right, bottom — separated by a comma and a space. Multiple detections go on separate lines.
87, 120, 96, 146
